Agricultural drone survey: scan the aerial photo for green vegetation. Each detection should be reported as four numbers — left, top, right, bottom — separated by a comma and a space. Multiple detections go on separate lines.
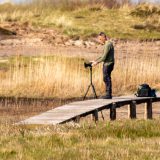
0, 2, 160, 40
1, 119, 160, 160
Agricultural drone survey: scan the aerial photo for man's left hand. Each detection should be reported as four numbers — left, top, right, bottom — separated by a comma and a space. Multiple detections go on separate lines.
91, 61, 98, 66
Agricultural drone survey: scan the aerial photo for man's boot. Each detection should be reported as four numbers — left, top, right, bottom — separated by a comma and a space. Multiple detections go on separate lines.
99, 94, 112, 99
99, 90, 112, 99
101, 95, 112, 99
100, 65, 113, 99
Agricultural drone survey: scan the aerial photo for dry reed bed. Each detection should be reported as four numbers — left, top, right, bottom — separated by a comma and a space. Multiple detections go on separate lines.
0, 44, 159, 98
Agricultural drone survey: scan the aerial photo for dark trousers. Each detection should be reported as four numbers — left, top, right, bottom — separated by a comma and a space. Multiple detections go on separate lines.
103, 63, 114, 96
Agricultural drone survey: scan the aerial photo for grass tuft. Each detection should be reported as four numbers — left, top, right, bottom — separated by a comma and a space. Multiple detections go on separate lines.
1, 119, 160, 160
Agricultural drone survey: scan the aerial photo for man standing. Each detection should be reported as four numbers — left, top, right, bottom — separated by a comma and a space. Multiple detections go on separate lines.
91, 32, 115, 99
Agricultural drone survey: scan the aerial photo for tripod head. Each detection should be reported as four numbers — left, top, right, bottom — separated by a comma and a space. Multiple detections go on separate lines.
84, 62, 92, 68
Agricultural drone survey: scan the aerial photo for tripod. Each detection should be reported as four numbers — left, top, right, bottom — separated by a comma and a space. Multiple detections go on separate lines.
83, 66, 97, 100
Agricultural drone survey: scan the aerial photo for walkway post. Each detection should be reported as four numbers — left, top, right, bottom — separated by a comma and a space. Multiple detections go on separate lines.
93, 109, 99, 122
74, 116, 81, 123
128, 101, 137, 119
144, 99, 153, 119
110, 103, 116, 120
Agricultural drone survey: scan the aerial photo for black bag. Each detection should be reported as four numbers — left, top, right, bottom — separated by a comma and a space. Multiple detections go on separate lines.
150, 89, 157, 97
135, 84, 156, 97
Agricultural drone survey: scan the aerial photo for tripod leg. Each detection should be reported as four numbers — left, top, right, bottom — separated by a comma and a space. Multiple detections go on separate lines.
91, 84, 97, 98
83, 85, 91, 100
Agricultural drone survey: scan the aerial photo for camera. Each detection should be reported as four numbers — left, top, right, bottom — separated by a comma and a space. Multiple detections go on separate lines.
84, 62, 92, 68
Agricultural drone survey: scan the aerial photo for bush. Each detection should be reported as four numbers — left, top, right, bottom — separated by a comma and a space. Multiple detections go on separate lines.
130, 3, 160, 17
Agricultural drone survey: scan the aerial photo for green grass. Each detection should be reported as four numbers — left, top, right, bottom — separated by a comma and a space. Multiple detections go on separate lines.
1, 119, 160, 160
0, 3, 160, 40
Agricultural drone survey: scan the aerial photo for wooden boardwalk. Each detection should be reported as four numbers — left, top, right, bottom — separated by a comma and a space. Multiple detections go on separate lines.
18, 92, 160, 125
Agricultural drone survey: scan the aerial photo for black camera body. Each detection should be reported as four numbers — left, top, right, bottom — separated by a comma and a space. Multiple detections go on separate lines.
84, 62, 92, 68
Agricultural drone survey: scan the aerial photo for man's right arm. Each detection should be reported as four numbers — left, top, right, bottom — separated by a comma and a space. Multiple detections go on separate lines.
95, 42, 111, 64
95, 56, 102, 62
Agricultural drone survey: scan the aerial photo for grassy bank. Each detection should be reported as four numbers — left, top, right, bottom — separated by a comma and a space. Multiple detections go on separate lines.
0, 2, 160, 40
1, 119, 160, 160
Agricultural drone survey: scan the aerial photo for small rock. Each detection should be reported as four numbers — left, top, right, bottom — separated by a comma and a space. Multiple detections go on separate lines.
155, 41, 160, 45
65, 41, 71, 46
74, 40, 84, 47
66, 39, 75, 46
0, 39, 14, 45
55, 37, 64, 44
84, 41, 95, 47
0, 38, 42, 46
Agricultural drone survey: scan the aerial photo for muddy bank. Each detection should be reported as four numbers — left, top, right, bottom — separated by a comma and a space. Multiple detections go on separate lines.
0, 22, 160, 59
0, 41, 159, 61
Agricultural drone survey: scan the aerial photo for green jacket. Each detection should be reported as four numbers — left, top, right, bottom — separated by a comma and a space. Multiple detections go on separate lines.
96, 40, 114, 66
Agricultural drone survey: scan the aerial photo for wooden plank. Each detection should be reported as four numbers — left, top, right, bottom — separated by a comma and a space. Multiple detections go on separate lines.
144, 99, 153, 119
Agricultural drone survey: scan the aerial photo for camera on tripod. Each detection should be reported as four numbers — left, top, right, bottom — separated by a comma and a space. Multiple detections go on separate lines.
83, 61, 97, 100
84, 62, 92, 68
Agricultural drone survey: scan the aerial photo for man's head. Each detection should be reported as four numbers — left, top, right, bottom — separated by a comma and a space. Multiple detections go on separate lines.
97, 32, 108, 44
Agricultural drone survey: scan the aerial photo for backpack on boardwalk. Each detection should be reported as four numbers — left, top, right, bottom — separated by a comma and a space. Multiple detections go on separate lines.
135, 84, 157, 97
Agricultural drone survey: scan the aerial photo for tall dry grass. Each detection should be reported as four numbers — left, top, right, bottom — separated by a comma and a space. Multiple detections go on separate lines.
25, 0, 133, 10
0, 43, 159, 98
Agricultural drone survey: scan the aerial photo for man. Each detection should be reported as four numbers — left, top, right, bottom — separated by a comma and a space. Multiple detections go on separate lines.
91, 32, 115, 99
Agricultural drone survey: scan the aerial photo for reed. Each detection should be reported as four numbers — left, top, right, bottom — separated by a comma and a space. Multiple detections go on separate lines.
0, 47, 159, 98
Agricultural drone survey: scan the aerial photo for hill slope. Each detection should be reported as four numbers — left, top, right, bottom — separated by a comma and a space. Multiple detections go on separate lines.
0, 3, 159, 40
